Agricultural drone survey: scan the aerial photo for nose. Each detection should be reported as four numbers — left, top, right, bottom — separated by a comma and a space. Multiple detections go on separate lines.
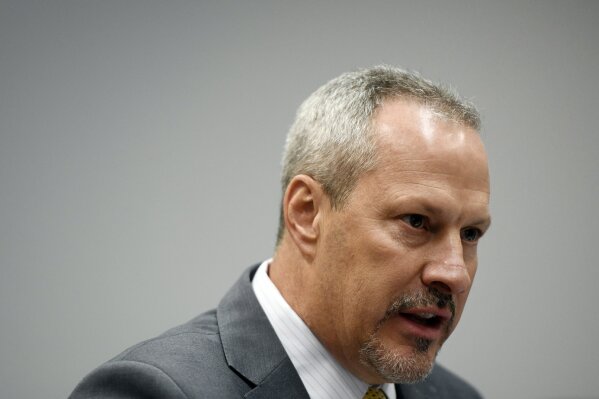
421, 233, 472, 295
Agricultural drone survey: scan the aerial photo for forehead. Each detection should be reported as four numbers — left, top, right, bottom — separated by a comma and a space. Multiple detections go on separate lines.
370, 99, 490, 192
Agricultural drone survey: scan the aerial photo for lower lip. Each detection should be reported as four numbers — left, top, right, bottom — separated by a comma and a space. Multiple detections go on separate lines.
393, 314, 446, 341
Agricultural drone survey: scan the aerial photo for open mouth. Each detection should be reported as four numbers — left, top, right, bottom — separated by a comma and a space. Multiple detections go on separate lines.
400, 313, 443, 328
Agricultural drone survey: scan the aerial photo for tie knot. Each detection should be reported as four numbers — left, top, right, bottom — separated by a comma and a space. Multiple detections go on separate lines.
363, 386, 388, 399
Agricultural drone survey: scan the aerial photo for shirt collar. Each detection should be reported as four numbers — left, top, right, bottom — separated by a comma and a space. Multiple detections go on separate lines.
252, 260, 396, 399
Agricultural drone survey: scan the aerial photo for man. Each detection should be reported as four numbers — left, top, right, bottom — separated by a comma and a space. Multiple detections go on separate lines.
71, 66, 490, 398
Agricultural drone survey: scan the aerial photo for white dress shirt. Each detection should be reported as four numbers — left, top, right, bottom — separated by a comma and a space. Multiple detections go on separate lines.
252, 260, 396, 399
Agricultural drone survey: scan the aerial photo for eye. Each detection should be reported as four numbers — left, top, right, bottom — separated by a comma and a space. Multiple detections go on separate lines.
461, 227, 482, 242
401, 214, 428, 229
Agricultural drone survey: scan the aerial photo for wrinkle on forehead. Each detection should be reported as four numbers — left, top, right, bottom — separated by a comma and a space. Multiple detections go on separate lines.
381, 168, 490, 193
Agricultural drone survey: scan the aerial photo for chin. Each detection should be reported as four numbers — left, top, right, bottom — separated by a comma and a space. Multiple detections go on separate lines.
358, 335, 438, 384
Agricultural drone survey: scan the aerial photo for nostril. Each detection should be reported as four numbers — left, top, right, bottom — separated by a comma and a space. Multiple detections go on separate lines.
429, 281, 452, 295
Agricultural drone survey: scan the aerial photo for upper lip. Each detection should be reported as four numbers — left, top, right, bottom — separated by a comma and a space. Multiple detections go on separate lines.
399, 307, 452, 322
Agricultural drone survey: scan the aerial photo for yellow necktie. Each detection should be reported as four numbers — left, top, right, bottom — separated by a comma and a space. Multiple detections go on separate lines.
363, 386, 388, 399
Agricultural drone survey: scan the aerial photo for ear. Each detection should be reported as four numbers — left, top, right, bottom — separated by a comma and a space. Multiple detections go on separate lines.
282, 175, 327, 259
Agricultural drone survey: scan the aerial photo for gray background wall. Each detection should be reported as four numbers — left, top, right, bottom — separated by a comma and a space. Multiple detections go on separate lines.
1, 1, 598, 398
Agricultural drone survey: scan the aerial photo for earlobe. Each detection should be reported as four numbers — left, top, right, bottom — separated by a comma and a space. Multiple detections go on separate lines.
283, 175, 325, 259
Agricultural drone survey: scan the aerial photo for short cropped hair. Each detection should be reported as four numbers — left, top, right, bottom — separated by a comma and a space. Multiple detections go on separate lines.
277, 65, 480, 243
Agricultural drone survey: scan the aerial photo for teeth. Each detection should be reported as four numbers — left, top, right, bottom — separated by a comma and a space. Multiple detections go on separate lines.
417, 313, 436, 319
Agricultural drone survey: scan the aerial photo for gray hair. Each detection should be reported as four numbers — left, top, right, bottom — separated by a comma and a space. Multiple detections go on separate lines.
276, 65, 480, 243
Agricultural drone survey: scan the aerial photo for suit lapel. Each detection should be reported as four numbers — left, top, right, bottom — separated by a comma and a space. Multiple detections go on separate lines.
396, 384, 404, 398
396, 378, 441, 399
217, 265, 310, 399
244, 356, 309, 398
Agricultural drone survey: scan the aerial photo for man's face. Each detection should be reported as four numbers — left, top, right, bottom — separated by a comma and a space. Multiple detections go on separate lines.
313, 99, 490, 384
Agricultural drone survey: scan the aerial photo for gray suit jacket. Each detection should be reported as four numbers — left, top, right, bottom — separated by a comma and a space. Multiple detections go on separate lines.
70, 265, 482, 398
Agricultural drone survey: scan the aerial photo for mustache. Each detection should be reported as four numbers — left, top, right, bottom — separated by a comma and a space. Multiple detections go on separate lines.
382, 287, 456, 323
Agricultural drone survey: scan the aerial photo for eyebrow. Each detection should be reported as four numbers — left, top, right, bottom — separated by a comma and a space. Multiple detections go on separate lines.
409, 199, 492, 230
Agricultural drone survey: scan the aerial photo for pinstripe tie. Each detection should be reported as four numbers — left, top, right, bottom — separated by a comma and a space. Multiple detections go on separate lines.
363, 386, 388, 399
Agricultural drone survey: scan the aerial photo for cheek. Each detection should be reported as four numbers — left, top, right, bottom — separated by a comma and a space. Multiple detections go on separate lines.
347, 272, 413, 324
464, 246, 479, 271
340, 277, 394, 333
354, 233, 415, 276
468, 261, 478, 280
